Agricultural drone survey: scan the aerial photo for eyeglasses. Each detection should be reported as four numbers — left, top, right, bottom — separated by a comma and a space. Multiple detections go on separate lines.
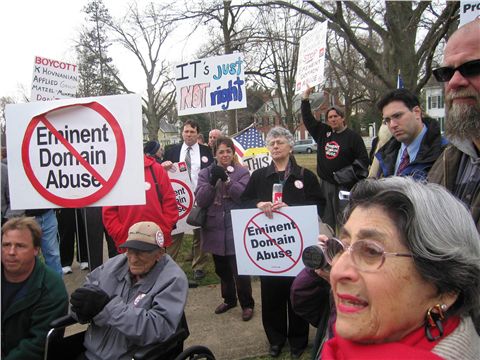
432, 59, 480, 82
382, 111, 407, 125
320, 237, 413, 272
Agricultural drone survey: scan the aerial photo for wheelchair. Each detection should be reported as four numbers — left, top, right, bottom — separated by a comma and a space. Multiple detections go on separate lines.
44, 314, 215, 360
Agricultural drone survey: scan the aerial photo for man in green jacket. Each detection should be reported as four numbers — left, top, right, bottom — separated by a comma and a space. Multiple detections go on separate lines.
2, 217, 68, 359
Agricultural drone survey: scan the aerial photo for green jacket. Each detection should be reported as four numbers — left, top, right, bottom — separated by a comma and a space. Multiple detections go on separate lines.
2, 259, 68, 360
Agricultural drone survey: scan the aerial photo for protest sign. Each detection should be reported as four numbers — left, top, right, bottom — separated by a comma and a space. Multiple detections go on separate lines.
31, 55, 78, 102
295, 21, 328, 94
460, 0, 480, 26
231, 205, 319, 276
5, 94, 145, 209
232, 124, 270, 173
175, 53, 247, 116
166, 162, 197, 234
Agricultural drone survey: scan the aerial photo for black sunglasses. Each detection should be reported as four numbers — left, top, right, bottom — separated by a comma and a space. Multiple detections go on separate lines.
433, 59, 480, 82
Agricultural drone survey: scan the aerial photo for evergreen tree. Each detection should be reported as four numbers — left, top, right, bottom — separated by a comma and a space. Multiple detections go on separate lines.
77, 0, 119, 97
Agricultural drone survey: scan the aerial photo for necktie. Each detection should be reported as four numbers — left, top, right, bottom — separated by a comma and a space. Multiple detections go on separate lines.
396, 147, 410, 175
185, 146, 192, 180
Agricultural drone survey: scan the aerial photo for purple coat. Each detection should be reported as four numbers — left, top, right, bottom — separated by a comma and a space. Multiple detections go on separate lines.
195, 163, 250, 256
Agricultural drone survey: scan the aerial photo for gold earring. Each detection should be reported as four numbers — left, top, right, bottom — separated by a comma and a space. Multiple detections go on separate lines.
425, 304, 447, 341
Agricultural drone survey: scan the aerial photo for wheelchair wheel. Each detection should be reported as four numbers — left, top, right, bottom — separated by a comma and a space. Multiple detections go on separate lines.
173, 345, 215, 360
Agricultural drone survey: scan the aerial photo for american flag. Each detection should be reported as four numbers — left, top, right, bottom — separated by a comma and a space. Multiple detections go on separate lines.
232, 125, 265, 157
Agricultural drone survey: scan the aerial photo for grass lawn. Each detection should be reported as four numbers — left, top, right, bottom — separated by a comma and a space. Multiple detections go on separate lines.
294, 153, 317, 175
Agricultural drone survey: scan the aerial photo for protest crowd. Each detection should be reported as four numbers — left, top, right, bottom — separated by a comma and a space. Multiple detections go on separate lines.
1, 15, 480, 360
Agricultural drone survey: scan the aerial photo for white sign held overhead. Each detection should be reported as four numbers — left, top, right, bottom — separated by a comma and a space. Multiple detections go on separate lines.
295, 21, 328, 94
31, 55, 78, 102
231, 205, 319, 277
5, 94, 145, 210
175, 53, 247, 116
460, 1, 480, 26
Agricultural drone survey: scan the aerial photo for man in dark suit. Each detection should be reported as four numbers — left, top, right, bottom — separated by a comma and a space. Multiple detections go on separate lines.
162, 120, 214, 280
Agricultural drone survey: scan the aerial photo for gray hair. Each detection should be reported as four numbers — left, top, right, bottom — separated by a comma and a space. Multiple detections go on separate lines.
266, 127, 295, 147
343, 177, 480, 322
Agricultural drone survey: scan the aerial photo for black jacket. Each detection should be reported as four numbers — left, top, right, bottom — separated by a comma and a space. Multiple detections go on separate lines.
163, 142, 214, 169
241, 157, 326, 218
375, 117, 447, 180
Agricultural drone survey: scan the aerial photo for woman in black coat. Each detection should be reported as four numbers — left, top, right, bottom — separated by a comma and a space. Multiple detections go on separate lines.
241, 127, 326, 358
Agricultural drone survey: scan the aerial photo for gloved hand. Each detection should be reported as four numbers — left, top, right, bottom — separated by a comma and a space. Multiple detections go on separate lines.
210, 165, 228, 185
70, 285, 110, 323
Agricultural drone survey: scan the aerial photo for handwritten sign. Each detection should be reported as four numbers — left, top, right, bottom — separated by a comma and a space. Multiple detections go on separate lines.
175, 53, 247, 116
295, 21, 328, 94
31, 56, 78, 102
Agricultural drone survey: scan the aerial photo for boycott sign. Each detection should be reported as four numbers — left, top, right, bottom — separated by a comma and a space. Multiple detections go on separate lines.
167, 162, 196, 235
31, 56, 78, 102
295, 21, 328, 94
175, 53, 247, 116
6, 94, 145, 209
231, 205, 319, 276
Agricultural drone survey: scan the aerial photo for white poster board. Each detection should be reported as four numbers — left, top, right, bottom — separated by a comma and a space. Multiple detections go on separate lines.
175, 53, 247, 116
31, 56, 78, 101
5, 94, 145, 209
231, 205, 319, 276
166, 162, 197, 234
295, 21, 328, 94
460, 1, 480, 26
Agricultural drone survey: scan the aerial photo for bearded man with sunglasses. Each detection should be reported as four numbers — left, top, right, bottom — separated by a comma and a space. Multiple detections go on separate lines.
429, 19, 480, 231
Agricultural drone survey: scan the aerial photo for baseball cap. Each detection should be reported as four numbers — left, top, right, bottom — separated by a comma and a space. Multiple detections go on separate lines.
119, 221, 165, 251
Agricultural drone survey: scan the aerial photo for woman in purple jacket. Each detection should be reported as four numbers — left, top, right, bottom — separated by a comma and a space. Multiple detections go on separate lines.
195, 137, 255, 321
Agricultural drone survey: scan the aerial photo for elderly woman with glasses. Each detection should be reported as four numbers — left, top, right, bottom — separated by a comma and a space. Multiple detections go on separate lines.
241, 127, 326, 358
309, 177, 480, 359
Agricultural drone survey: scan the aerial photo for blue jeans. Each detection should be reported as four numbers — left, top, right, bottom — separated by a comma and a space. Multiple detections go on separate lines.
36, 210, 62, 276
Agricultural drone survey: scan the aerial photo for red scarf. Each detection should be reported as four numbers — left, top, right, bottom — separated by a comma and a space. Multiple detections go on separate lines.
321, 316, 460, 360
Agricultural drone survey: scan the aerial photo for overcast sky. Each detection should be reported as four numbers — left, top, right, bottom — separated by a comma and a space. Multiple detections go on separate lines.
0, 0, 201, 100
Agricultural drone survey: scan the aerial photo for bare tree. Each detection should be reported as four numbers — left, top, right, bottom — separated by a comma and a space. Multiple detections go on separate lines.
80, 2, 176, 140
248, 6, 315, 132
246, 0, 459, 95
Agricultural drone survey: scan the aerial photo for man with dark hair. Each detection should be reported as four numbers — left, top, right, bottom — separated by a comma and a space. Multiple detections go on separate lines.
1, 217, 68, 359
70, 221, 188, 360
429, 19, 480, 230
374, 88, 447, 179
162, 119, 214, 280
302, 89, 369, 230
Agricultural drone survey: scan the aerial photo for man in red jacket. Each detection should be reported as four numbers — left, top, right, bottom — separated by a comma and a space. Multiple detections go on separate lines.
102, 154, 178, 251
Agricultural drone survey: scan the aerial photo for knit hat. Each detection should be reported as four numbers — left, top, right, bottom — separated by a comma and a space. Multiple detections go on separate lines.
119, 221, 164, 251
144, 140, 160, 156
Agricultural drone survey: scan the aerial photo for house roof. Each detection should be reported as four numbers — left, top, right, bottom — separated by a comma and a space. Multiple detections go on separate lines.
159, 118, 178, 133
255, 92, 325, 117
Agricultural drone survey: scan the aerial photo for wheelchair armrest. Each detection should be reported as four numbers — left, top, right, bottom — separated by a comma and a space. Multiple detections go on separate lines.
133, 328, 189, 360
49, 314, 78, 329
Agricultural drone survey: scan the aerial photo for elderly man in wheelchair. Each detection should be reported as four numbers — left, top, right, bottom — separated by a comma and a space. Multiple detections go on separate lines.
66, 221, 188, 360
